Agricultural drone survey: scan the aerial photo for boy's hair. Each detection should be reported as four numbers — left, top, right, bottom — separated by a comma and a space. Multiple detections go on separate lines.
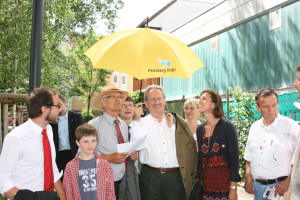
75, 123, 98, 141
125, 96, 134, 104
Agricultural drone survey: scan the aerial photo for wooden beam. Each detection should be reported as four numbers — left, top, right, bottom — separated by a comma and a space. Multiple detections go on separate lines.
0, 93, 28, 104
0, 93, 28, 98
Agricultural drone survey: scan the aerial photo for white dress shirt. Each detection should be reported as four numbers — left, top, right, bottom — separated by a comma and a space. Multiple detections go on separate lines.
139, 114, 179, 168
0, 119, 61, 195
244, 114, 299, 179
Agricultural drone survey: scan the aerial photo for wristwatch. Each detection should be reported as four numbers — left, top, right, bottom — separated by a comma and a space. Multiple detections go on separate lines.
229, 186, 237, 189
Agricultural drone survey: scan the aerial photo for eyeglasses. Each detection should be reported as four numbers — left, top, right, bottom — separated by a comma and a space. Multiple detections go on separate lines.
103, 95, 125, 100
48, 103, 62, 109
122, 104, 134, 109
260, 103, 278, 110
148, 97, 164, 102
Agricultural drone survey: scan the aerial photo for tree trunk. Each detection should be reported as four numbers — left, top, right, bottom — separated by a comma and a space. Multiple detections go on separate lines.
13, 0, 19, 128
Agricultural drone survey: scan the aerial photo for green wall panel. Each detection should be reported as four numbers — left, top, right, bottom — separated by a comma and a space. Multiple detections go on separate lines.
163, 0, 300, 99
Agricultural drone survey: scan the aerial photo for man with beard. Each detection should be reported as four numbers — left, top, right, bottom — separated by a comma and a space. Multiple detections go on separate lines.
0, 87, 66, 200
50, 95, 84, 179
88, 83, 137, 199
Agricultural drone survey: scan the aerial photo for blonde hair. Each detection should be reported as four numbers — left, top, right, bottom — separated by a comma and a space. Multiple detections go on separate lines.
184, 98, 199, 109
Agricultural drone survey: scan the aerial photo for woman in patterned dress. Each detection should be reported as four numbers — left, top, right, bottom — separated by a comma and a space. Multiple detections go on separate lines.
196, 89, 241, 200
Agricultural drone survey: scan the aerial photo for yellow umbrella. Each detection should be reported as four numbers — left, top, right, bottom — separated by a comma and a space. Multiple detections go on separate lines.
84, 28, 205, 80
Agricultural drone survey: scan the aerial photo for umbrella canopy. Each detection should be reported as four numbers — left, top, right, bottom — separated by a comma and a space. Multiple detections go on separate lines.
84, 28, 205, 80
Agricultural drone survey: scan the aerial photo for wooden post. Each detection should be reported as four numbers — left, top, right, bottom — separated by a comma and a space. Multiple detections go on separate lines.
3, 104, 8, 137
19, 111, 23, 125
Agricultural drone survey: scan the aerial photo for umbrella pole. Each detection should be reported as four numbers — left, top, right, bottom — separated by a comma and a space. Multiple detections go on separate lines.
139, 79, 143, 102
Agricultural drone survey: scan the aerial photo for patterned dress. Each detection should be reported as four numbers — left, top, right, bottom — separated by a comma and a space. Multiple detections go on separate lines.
201, 136, 230, 200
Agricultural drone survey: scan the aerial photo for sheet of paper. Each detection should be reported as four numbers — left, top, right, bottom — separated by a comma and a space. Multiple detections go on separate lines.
117, 134, 147, 153
263, 186, 286, 200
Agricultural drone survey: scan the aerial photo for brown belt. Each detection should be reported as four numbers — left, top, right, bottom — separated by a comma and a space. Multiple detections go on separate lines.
145, 164, 179, 173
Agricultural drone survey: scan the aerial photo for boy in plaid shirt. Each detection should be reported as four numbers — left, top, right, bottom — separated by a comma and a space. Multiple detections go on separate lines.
63, 124, 115, 200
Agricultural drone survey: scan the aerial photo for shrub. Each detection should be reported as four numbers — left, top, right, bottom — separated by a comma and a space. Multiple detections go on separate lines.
227, 87, 258, 182
81, 108, 95, 123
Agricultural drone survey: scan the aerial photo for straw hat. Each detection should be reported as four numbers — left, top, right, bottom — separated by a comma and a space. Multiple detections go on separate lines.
94, 83, 128, 109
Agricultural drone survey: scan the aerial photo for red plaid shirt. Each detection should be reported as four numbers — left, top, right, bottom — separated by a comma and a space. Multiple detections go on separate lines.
63, 152, 116, 200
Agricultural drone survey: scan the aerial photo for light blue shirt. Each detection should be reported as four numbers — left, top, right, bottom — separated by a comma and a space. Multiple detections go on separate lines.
88, 112, 129, 181
58, 110, 70, 151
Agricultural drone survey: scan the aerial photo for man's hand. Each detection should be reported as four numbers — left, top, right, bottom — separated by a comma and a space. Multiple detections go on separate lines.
4, 187, 19, 200
134, 102, 143, 121
244, 175, 255, 194
54, 179, 66, 200
275, 177, 290, 197
165, 113, 174, 128
130, 151, 138, 161
102, 152, 129, 164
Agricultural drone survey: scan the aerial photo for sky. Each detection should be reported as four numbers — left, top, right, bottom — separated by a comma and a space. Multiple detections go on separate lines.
96, 0, 222, 34
96, 0, 173, 33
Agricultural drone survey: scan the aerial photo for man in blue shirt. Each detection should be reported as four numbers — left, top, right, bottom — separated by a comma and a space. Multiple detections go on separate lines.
50, 95, 84, 178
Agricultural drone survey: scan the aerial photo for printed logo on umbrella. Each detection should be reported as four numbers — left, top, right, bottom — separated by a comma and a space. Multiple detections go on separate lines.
147, 59, 176, 73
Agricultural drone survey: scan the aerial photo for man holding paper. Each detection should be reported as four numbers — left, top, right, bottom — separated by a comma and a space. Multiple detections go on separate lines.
88, 83, 137, 199
119, 96, 145, 172
244, 88, 299, 199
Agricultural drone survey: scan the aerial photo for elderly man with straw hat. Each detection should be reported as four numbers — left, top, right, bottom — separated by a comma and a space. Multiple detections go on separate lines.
88, 83, 138, 199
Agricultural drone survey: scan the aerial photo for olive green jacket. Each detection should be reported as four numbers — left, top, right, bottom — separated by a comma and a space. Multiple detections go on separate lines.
174, 114, 198, 199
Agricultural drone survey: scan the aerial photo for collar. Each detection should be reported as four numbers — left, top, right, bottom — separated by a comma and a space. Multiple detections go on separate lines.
259, 114, 280, 129
28, 118, 47, 136
58, 110, 68, 120
103, 111, 120, 125
149, 113, 165, 123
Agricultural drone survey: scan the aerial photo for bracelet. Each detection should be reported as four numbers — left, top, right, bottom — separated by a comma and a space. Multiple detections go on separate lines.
229, 186, 237, 189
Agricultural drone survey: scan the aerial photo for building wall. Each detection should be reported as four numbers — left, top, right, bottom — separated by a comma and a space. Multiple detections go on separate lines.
172, 0, 296, 45
163, 0, 300, 99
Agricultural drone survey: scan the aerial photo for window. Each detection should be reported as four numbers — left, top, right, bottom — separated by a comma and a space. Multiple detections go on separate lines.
211, 35, 218, 51
121, 74, 127, 91
270, 8, 281, 30
113, 71, 119, 85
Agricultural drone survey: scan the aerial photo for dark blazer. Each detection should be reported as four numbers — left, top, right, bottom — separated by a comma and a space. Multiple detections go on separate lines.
51, 110, 84, 157
196, 119, 241, 182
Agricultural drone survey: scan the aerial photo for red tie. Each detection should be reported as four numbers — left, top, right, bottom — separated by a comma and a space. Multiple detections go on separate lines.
42, 129, 54, 191
114, 120, 127, 168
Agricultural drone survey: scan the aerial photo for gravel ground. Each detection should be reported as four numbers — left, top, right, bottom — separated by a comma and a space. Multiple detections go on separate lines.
238, 186, 254, 199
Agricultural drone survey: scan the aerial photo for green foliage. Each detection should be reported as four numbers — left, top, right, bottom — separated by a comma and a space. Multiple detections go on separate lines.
0, 0, 123, 97
71, 30, 112, 115
227, 87, 258, 182
81, 108, 95, 123
129, 91, 144, 104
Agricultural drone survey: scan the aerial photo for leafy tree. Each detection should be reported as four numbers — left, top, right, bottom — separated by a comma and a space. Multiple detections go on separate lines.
0, 0, 124, 97
129, 91, 144, 104
227, 87, 258, 182
71, 30, 112, 115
